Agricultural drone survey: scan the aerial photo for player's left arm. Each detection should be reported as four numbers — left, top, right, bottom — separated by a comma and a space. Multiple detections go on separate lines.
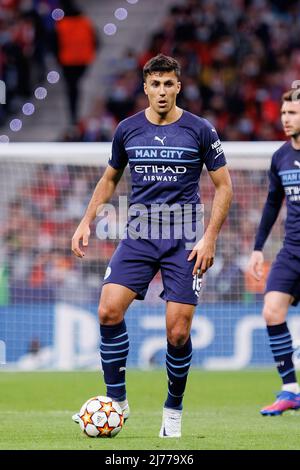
188, 165, 233, 275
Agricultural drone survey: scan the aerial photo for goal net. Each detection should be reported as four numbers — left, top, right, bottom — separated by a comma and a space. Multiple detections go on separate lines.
0, 142, 299, 370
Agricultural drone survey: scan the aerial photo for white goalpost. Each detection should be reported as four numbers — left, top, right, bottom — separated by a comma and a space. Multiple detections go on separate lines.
0, 141, 283, 166
0, 141, 299, 371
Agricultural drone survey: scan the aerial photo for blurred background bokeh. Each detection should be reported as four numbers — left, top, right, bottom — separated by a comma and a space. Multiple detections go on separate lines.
0, 0, 300, 369
1, 0, 300, 143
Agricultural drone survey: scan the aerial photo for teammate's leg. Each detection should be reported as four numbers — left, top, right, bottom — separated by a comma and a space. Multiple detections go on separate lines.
159, 301, 195, 437
261, 291, 300, 416
98, 283, 137, 409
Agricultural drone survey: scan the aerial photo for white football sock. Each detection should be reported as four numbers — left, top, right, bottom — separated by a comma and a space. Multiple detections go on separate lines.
282, 383, 300, 394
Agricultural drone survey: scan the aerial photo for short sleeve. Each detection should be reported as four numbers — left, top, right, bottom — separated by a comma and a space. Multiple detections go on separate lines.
108, 124, 128, 169
201, 121, 227, 171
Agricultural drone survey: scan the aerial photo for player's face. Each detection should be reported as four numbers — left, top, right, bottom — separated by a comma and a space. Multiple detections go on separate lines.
144, 71, 181, 115
281, 101, 300, 137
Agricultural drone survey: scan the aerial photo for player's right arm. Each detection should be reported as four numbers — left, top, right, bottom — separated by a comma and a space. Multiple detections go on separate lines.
72, 123, 128, 258
248, 155, 285, 280
72, 165, 124, 258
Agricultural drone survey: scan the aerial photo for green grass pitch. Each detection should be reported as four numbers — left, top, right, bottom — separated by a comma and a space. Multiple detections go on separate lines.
0, 370, 299, 450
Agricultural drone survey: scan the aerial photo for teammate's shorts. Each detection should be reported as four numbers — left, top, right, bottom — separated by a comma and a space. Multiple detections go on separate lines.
266, 247, 300, 306
102, 236, 202, 305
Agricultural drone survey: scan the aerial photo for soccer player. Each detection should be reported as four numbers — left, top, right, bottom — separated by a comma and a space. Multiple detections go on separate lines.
71, 54, 232, 437
248, 90, 300, 416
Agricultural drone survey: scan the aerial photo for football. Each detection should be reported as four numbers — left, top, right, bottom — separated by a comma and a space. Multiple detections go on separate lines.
78, 396, 124, 438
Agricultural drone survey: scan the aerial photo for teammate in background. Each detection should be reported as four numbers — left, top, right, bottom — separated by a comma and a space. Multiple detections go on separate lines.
71, 54, 232, 437
248, 90, 300, 416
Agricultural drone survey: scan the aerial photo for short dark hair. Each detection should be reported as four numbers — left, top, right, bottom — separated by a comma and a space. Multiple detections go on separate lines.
282, 89, 300, 103
143, 54, 181, 81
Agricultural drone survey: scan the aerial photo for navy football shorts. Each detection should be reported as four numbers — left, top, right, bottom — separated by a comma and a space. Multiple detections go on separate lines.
102, 236, 202, 305
266, 247, 300, 306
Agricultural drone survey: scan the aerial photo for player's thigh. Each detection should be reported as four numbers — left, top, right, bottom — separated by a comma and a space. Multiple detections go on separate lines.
266, 247, 299, 304
160, 239, 202, 305
98, 283, 137, 325
262, 291, 294, 325
103, 237, 159, 301
166, 301, 196, 346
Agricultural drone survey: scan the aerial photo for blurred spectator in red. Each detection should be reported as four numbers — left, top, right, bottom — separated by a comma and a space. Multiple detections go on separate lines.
54, 0, 99, 124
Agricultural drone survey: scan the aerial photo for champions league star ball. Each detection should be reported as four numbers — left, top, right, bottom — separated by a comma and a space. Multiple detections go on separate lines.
78, 396, 124, 438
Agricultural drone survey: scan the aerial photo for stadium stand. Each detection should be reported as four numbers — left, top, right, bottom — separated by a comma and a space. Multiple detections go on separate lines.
76, 0, 300, 142
0, 0, 179, 141
0, 0, 59, 125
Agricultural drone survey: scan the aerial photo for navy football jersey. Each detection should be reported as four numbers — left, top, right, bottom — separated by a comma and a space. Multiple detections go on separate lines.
108, 110, 226, 207
271, 141, 300, 253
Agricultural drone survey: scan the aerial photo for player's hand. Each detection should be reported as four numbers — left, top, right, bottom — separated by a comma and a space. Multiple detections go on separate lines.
71, 221, 91, 258
188, 236, 216, 275
248, 250, 264, 281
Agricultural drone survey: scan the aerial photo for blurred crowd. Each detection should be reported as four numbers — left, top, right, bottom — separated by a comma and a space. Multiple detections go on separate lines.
2, 0, 300, 138
0, 163, 284, 305
0, 0, 98, 126
0, 0, 60, 124
70, 0, 300, 142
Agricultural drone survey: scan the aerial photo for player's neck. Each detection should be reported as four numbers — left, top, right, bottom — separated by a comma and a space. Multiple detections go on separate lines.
291, 135, 300, 150
145, 106, 183, 125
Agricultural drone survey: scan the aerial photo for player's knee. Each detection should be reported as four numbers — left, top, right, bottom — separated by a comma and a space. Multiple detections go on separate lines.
167, 327, 189, 347
98, 303, 123, 325
262, 301, 285, 325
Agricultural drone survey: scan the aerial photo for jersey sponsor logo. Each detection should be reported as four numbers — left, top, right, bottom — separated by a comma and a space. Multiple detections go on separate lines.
211, 139, 222, 150
142, 175, 178, 182
134, 165, 187, 182
280, 170, 300, 200
211, 139, 224, 159
154, 136, 167, 146
134, 165, 187, 174
294, 160, 300, 168
284, 185, 300, 201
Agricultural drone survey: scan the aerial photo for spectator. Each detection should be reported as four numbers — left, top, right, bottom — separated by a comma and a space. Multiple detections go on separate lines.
54, 0, 99, 124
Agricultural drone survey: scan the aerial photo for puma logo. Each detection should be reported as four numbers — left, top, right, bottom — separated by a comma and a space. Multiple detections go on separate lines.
294, 160, 300, 168
154, 136, 167, 146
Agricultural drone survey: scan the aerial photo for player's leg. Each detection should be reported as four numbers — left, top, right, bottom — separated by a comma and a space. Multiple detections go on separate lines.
98, 283, 137, 410
260, 248, 300, 415
158, 237, 200, 437
159, 301, 195, 438
72, 283, 136, 424
97, 237, 159, 420
165, 301, 195, 408
261, 291, 300, 416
